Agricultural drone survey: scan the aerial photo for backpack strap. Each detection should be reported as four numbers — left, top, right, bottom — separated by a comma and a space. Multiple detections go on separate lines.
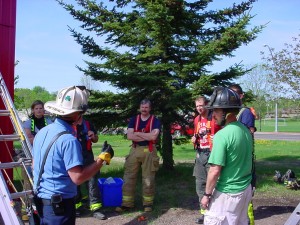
236, 107, 247, 120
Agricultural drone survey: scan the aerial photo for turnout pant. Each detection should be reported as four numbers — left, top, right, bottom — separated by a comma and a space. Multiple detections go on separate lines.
121, 145, 160, 208
75, 151, 102, 211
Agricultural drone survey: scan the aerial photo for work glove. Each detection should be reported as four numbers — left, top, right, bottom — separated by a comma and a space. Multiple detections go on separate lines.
98, 141, 114, 165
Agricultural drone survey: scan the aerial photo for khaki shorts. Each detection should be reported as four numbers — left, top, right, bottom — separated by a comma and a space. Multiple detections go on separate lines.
204, 185, 252, 225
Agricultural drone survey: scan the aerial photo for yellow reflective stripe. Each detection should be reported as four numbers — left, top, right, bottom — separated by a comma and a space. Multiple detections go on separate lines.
122, 195, 134, 202
143, 195, 154, 203
75, 202, 82, 209
200, 209, 206, 214
82, 195, 88, 200
90, 203, 102, 211
31, 119, 35, 133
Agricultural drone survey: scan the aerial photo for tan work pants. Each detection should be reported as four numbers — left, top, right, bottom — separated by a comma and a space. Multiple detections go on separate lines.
121, 145, 160, 207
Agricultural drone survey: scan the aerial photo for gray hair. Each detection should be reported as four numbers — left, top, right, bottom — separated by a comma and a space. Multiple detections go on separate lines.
140, 99, 152, 107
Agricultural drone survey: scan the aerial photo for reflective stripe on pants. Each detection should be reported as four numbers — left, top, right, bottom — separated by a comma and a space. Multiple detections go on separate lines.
122, 145, 159, 207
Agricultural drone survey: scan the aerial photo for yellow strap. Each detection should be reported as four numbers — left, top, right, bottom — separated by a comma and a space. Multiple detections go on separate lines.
75, 202, 83, 209
90, 203, 102, 211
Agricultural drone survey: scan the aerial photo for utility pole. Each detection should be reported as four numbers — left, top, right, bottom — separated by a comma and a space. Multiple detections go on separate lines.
264, 44, 278, 132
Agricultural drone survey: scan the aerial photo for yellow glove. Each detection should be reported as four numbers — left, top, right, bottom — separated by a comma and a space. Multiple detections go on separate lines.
98, 141, 114, 165
98, 152, 112, 165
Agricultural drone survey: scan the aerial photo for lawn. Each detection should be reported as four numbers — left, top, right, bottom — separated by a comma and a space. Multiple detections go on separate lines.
256, 118, 300, 132
94, 134, 300, 199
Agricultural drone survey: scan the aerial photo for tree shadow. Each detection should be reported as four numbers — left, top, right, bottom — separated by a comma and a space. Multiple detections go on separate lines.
254, 205, 295, 220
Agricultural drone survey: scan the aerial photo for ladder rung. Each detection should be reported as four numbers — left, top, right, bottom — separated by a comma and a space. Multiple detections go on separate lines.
10, 190, 33, 199
0, 134, 21, 141
0, 110, 10, 116
0, 161, 32, 169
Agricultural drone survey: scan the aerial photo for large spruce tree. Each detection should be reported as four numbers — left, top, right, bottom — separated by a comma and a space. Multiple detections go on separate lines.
58, 0, 263, 170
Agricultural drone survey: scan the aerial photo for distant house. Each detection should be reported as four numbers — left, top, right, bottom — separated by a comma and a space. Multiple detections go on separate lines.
266, 108, 300, 119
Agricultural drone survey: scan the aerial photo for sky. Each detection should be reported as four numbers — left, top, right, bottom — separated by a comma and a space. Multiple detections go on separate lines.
15, 0, 300, 93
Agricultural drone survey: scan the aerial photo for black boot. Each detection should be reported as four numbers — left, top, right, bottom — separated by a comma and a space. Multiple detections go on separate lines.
195, 214, 204, 224
92, 210, 107, 220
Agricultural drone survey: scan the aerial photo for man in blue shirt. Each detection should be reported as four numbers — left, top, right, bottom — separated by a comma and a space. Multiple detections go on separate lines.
32, 86, 111, 225
229, 84, 256, 134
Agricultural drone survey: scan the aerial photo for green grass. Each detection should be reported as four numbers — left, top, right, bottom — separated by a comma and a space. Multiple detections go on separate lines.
256, 118, 300, 132
95, 135, 300, 200
95, 136, 300, 223
253, 139, 300, 197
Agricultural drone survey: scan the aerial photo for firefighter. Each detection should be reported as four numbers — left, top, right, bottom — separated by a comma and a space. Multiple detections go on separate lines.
116, 99, 161, 213
229, 84, 256, 134
23, 100, 52, 145
192, 96, 221, 224
201, 87, 253, 225
32, 86, 113, 225
230, 84, 256, 225
73, 116, 106, 220
22, 100, 52, 221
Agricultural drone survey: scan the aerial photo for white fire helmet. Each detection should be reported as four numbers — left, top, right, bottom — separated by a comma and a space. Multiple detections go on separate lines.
45, 86, 89, 116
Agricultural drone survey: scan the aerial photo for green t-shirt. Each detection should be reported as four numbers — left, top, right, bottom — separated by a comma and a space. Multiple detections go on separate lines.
209, 121, 252, 193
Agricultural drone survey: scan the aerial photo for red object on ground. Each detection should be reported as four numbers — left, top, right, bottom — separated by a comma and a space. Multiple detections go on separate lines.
138, 215, 147, 221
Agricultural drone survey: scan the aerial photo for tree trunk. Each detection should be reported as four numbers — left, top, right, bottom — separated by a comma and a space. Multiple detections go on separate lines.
161, 125, 174, 170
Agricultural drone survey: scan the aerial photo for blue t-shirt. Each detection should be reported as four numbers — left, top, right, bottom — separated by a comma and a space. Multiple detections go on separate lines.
238, 107, 255, 129
33, 118, 83, 199
128, 114, 161, 146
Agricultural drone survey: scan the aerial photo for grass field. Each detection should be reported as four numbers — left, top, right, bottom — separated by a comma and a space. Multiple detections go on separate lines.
256, 118, 300, 132
92, 134, 300, 198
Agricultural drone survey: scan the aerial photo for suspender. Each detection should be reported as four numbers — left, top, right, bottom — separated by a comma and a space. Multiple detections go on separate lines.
34, 131, 69, 194
133, 115, 156, 152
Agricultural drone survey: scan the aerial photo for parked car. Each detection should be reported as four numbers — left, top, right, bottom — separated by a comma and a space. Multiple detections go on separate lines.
170, 114, 194, 138
171, 122, 194, 138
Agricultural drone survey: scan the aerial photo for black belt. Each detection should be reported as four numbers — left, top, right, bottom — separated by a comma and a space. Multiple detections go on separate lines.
41, 198, 74, 206
196, 148, 210, 153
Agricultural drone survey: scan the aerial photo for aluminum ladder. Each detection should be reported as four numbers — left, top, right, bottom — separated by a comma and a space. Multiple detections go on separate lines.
0, 72, 33, 225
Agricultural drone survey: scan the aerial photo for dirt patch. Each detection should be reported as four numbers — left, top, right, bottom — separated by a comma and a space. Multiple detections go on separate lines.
73, 193, 299, 225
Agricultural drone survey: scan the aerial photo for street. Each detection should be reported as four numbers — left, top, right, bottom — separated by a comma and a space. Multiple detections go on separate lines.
254, 132, 300, 141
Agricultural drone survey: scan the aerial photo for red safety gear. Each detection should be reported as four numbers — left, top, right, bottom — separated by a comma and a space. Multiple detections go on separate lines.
73, 120, 92, 151
134, 114, 155, 152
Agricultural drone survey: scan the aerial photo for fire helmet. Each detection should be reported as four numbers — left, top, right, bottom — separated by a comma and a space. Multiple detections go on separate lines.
45, 86, 89, 116
207, 86, 241, 109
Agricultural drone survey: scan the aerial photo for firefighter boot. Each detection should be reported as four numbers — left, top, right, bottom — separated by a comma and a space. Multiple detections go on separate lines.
196, 208, 205, 224
144, 205, 152, 212
195, 215, 204, 224
115, 206, 134, 213
92, 209, 107, 220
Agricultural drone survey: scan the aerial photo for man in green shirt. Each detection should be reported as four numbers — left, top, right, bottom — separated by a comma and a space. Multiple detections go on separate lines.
201, 87, 253, 225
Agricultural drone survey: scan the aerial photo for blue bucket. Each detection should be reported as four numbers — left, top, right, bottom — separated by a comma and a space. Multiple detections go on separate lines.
98, 178, 123, 207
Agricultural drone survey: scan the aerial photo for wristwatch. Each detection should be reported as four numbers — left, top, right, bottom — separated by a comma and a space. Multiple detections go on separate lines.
204, 192, 212, 197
